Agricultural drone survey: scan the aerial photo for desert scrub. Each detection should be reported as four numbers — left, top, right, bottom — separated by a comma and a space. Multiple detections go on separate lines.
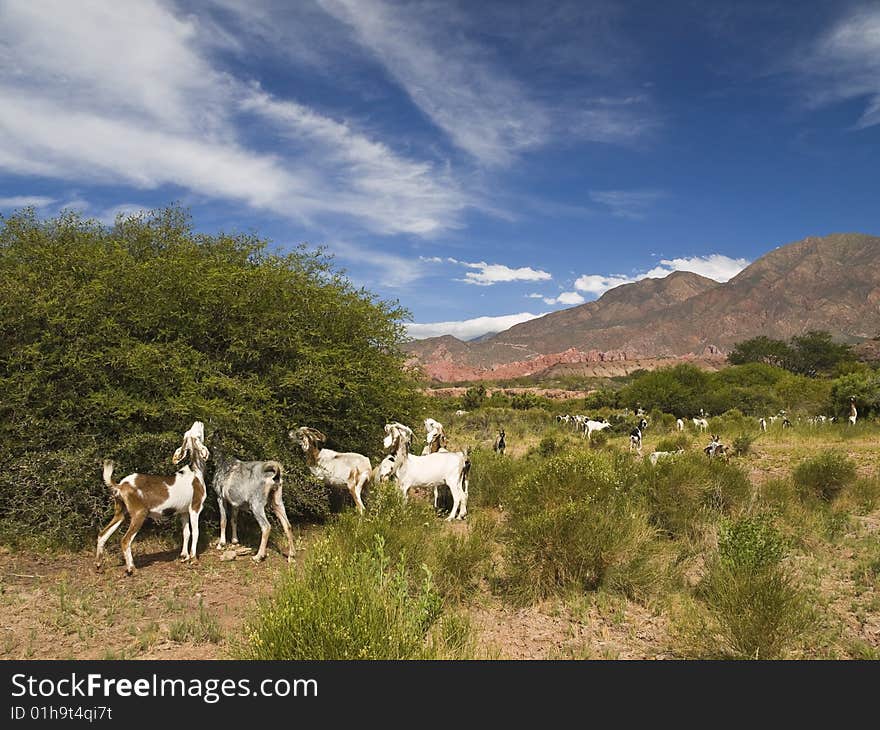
168, 600, 222, 645
469, 449, 518, 508
654, 434, 691, 453
793, 450, 857, 501
672, 515, 809, 659
641, 452, 751, 540
237, 535, 445, 659
731, 432, 757, 457
430, 514, 496, 602
500, 451, 666, 603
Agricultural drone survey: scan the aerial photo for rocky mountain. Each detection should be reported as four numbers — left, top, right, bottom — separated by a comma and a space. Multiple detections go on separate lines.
406, 233, 880, 382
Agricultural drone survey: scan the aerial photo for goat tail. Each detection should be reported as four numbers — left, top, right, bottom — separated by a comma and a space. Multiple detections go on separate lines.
102, 459, 122, 498
263, 460, 283, 483
460, 451, 472, 493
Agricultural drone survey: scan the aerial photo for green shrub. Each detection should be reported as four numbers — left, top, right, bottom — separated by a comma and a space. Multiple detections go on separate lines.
430, 515, 495, 601
641, 452, 751, 539
793, 450, 857, 501
588, 430, 609, 449
534, 434, 559, 458
468, 449, 518, 508
501, 452, 663, 602
237, 535, 444, 659
0, 208, 420, 546
655, 434, 691, 453
675, 515, 809, 659
731, 432, 757, 457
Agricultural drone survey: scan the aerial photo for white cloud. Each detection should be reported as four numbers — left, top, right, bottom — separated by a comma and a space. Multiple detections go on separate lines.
798, 6, 880, 128
526, 292, 545, 299
318, 0, 550, 165
406, 311, 545, 340
643, 254, 749, 282
542, 291, 586, 306
574, 254, 750, 297
0, 0, 466, 236
0, 195, 54, 209
574, 273, 639, 296
458, 261, 552, 286
589, 189, 664, 219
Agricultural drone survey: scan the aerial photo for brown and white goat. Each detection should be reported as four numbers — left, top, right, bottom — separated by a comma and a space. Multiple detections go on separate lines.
96, 421, 209, 575
290, 426, 372, 514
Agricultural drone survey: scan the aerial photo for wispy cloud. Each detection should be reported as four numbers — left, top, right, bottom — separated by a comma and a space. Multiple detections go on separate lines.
406, 311, 545, 340
0, 0, 466, 236
574, 253, 750, 297
796, 6, 880, 128
318, 0, 550, 166
422, 256, 553, 286
0, 195, 55, 209
589, 189, 665, 219
328, 239, 426, 288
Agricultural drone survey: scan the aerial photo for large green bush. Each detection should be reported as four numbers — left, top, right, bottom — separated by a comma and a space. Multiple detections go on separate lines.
0, 207, 421, 545
501, 452, 665, 602
793, 450, 858, 502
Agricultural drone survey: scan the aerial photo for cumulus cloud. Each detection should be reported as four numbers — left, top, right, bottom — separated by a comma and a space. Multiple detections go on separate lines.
574, 254, 750, 297
458, 261, 552, 286
406, 311, 545, 340
542, 291, 586, 306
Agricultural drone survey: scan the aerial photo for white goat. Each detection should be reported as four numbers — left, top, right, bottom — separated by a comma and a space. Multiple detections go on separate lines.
676, 418, 685, 432
759, 417, 767, 432
583, 419, 611, 440
649, 449, 684, 466
383, 422, 470, 521
210, 435, 295, 563
454, 409, 469, 417
290, 427, 372, 514
421, 418, 448, 455
849, 397, 858, 426
693, 417, 709, 433
96, 421, 209, 575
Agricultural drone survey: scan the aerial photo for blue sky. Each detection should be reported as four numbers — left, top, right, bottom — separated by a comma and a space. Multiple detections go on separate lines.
1, 0, 879, 340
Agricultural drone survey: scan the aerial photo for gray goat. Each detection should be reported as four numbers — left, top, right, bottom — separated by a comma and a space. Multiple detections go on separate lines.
210, 435, 295, 563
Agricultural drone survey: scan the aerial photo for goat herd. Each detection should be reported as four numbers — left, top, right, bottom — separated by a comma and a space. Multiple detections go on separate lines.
95, 417, 477, 575
95, 396, 862, 575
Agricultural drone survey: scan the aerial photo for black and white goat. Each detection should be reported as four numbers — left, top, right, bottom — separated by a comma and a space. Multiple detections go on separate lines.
629, 426, 643, 455
493, 428, 506, 455
96, 421, 209, 575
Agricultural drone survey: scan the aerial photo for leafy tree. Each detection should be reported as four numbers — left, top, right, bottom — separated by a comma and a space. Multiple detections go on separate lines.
728, 336, 794, 369
0, 207, 422, 545
788, 330, 853, 376
460, 384, 487, 410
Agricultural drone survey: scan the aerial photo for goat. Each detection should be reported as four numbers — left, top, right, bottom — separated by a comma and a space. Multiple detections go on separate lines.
421, 418, 448, 455
759, 417, 767, 432
493, 428, 506, 455
209, 435, 295, 563
849, 397, 858, 426
693, 417, 709, 433
704, 434, 730, 461
649, 448, 684, 466
96, 421, 209, 575
583, 419, 611, 440
290, 427, 372, 514
454, 409, 469, 417
676, 418, 685, 432
639, 417, 648, 432
383, 422, 470, 520
629, 426, 643, 455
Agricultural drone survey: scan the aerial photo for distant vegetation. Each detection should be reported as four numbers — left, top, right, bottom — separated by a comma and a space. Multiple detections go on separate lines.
728, 331, 854, 376
0, 207, 422, 545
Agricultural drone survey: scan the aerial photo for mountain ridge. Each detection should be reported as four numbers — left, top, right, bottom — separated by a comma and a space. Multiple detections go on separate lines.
405, 233, 880, 382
